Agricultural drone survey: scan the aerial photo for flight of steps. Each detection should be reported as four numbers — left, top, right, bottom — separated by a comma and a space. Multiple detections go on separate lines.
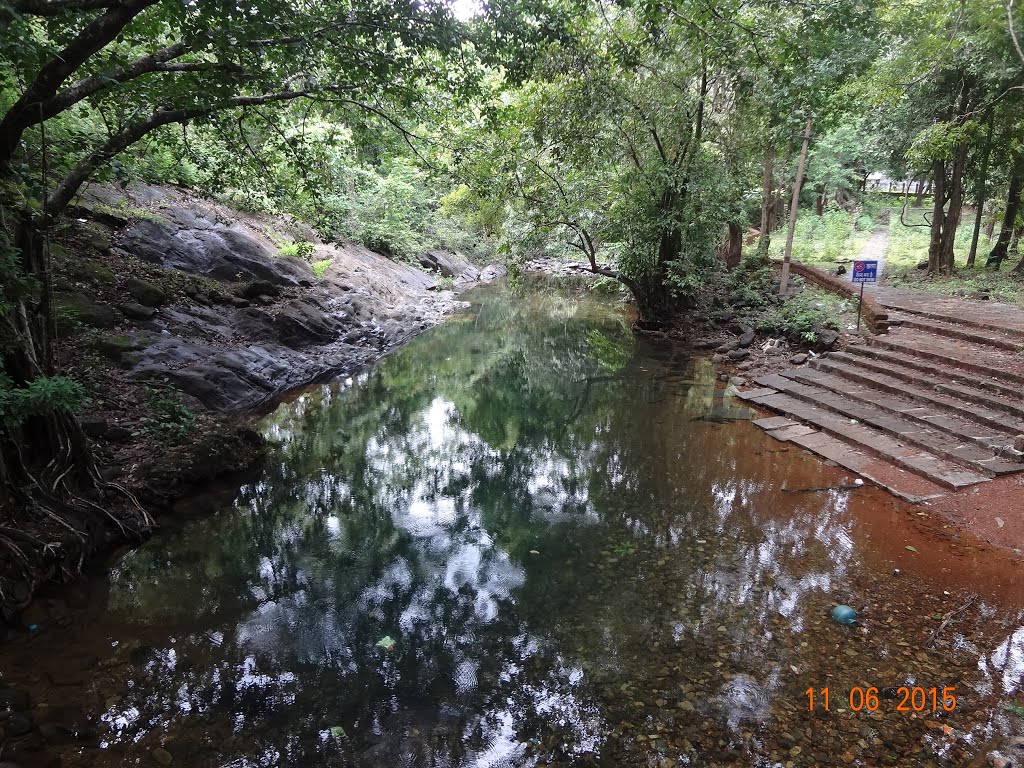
738, 306, 1024, 503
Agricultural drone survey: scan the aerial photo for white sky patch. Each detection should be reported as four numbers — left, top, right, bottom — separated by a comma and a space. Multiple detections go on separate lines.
448, 0, 481, 21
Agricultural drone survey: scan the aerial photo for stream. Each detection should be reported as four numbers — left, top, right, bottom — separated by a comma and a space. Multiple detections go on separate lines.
2, 280, 1023, 767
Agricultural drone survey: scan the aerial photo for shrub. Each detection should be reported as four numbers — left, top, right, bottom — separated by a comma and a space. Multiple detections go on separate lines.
140, 386, 195, 441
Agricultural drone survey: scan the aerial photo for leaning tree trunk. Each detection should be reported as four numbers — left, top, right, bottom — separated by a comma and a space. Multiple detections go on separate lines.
967, 111, 995, 268
987, 151, 1024, 270
757, 143, 775, 257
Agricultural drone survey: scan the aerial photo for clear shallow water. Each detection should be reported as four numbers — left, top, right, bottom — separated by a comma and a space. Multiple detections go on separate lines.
3, 281, 1024, 767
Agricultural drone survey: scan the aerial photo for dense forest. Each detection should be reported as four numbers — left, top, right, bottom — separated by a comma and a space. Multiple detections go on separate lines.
1, 0, 1023, 604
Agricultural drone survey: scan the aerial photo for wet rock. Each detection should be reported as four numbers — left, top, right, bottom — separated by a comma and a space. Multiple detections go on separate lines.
240, 280, 281, 299
55, 292, 123, 330
5, 712, 32, 737
479, 263, 507, 281
789, 353, 809, 365
0, 688, 30, 712
79, 416, 108, 438
273, 299, 343, 348
119, 301, 157, 320
126, 277, 167, 307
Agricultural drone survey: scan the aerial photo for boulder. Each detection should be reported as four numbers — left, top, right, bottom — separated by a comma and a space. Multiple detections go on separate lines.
727, 349, 750, 361
816, 329, 840, 350
415, 249, 468, 278
479, 264, 507, 282
125, 277, 167, 307
789, 353, 809, 365
119, 302, 157, 320
55, 292, 123, 330
737, 328, 756, 348
79, 417, 108, 438
240, 280, 281, 299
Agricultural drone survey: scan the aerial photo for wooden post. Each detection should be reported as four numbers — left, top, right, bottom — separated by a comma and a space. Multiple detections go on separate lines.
780, 116, 813, 296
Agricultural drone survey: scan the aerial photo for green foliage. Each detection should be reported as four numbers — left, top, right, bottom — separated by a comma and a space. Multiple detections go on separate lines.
0, 372, 89, 427
311, 259, 332, 280
756, 288, 845, 343
277, 241, 316, 260
725, 253, 780, 309
771, 204, 873, 265
140, 387, 196, 441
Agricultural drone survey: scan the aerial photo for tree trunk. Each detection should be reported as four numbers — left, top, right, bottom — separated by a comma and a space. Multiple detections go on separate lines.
927, 160, 946, 274
815, 185, 826, 215
987, 151, 1024, 269
914, 179, 926, 207
967, 111, 995, 268
939, 144, 969, 274
780, 117, 813, 295
757, 142, 775, 257
720, 222, 742, 270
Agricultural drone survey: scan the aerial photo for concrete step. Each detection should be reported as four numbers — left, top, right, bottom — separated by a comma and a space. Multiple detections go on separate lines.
876, 300, 1024, 341
843, 345, 1023, 403
887, 313, 1024, 352
751, 417, 948, 503
812, 354, 1024, 438
866, 333, 1024, 387
753, 373, 1024, 479
742, 385, 990, 489
785, 366, 1018, 449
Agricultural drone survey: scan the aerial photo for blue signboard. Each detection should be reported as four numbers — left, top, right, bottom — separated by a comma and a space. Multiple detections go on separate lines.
851, 260, 879, 284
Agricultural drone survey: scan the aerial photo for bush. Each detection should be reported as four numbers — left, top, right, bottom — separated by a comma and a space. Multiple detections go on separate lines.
726, 253, 779, 308
757, 288, 845, 343
140, 386, 195, 441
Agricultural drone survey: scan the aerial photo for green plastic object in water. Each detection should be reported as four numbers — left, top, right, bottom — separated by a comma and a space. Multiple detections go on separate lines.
831, 605, 858, 626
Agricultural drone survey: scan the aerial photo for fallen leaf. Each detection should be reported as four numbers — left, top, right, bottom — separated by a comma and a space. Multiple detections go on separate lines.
905, 545, 918, 553
996, 517, 1005, 528
375, 635, 397, 651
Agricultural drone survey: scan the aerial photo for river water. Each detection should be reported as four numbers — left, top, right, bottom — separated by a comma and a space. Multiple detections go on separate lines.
2, 281, 1024, 767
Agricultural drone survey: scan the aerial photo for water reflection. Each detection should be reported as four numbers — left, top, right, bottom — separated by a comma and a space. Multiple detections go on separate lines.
21, 282, 1023, 767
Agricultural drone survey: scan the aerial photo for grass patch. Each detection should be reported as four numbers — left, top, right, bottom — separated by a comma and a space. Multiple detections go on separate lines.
767, 204, 875, 267
311, 258, 332, 280
885, 206, 986, 270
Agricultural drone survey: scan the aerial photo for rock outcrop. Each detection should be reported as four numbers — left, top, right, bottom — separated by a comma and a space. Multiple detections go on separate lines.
66, 183, 498, 412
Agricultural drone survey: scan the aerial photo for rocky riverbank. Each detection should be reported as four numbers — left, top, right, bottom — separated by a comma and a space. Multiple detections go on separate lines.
2, 183, 503, 619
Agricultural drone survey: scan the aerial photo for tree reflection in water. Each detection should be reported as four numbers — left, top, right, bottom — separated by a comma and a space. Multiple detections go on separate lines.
90, 282, 1022, 767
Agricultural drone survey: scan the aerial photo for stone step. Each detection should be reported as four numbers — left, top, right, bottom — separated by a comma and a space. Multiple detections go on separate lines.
812, 354, 1024, 438
753, 373, 1024, 479
785, 366, 1015, 450
845, 345, 1022, 402
743, 386, 989, 489
866, 333, 1024, 387
887, 313, 1024, 352
752, 417, 948, 503
876, 300, 1024, 341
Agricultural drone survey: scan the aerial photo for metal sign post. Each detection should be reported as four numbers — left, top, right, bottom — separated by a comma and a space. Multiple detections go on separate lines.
851, 260, 879, 331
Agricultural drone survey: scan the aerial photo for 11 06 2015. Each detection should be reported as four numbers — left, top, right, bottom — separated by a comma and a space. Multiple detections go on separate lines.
805, 686, 957, 713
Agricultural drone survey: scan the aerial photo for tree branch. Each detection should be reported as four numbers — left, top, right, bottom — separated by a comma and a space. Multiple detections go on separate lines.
42, 88, 324, 218
0, 0, 161, 170
9, 0, 117, 15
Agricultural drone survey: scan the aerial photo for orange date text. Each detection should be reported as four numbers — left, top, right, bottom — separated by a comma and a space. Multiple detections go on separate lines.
805, 686, 957, 713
